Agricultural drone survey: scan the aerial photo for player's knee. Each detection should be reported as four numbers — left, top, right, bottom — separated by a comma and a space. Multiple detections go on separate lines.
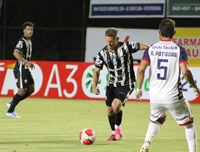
113, 108, 121, 114
107, 107, 114, 116
112, 106, 121, 114
157, 116, 166, 125
111, 99, 122, 113
18, 89, 26, 96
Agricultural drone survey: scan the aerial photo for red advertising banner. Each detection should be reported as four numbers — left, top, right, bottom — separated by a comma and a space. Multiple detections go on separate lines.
0, 60, 91, 99
0, 60, 200, 103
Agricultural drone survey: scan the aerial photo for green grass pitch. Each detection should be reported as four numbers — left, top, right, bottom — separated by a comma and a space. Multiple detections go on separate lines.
0, 98, 199, 152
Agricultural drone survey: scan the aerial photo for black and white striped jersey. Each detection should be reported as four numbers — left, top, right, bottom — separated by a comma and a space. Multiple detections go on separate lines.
95, 41, 140, 88
14, 36, 32, 70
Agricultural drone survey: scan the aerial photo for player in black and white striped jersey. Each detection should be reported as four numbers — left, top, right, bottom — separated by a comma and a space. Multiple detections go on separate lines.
6, 22, 35, 118
93, 27, 149, 141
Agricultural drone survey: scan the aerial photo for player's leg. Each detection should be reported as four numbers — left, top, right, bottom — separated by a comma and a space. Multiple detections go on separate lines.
112, 86, 132, 140
111, 99, 123, 141
106, 106, 116, 141
10, 69, 34, 106
21, 83, 35, 100
140, 116, 166, 152
105, 86, 116, 141
140, 102, 166, 152
6, 69, 34, 118
112, 98, 123, 140
169, 98, 197, 152
8, 88, 26, 111
185, 123, 197, 152
7, 84, 34, 112
6, 69, 26, 117
21, 70, 35, 100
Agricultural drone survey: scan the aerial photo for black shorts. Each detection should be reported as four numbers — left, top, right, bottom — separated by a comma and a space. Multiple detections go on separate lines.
13, 69, 34, 89
105, 85, 133, 107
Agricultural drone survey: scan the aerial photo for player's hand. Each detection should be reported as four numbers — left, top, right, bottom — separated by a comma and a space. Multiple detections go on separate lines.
193, 87, 200, 96
93, 88, 100, 95
26, 62, 35, 70
135, 88, 142, 100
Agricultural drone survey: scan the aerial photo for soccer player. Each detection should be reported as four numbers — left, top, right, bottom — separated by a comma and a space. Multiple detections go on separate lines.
136, 18, 199, 152
6, 22, 35, 118
93, 27, 149, 141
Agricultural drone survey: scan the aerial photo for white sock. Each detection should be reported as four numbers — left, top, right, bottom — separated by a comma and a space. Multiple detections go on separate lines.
113, 124, 120, 135
188, 146, 197, 152
143, 121, 161, 146
115, 124, 120, 129
185, 123, 197, 152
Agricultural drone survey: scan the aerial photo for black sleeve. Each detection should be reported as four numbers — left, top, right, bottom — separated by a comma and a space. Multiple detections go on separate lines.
15, 39, 24, 53
126, 42, 140, 54
94, 51, 104, 70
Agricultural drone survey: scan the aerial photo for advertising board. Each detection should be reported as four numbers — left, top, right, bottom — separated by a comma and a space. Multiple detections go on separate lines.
85, 27, 200, 66
89, 0, 165, 18
0, 60, 199, 103
167, 0, 200, 18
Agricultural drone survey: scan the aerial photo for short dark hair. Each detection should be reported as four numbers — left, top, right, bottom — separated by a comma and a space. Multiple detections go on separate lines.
22, 21, 34, 29
105, 27, 118, 37
159, 18, 175, 38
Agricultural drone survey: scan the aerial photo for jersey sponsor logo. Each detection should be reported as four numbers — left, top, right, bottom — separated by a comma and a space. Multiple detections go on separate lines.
152, 45, 178, 50
16, 41, 23, 49
163, 45, 178, 50
95, 55, 102, 65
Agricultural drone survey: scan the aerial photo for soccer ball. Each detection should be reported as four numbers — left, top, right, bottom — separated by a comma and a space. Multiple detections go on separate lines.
79, 128, 96, 145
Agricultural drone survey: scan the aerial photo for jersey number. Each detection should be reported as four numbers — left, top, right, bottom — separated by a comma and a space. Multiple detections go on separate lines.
157, 59, 168, 80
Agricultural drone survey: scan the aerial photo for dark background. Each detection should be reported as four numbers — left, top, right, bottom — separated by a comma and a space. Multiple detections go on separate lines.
0, 0, 199, 61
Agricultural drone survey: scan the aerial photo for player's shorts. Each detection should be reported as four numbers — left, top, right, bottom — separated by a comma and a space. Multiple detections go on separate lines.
150, 98, 193, 126
105, 85, 133, 107
13, 68, 34, 89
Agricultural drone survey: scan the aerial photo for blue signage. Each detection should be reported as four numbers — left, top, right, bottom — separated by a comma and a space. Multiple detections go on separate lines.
90, 3, 165, 18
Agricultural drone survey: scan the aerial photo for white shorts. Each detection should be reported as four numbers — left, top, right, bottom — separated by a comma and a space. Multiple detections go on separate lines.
150, 98, 193, 126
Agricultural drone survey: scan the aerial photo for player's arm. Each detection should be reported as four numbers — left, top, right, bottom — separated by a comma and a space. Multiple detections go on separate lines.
93, 67, 100, 95
139, 43, 149, 50
13, 49, 28, 64
13, 49, 35, 69
136, 60, 149, 99
129, 42, 149, 54
179, 63, 200, 96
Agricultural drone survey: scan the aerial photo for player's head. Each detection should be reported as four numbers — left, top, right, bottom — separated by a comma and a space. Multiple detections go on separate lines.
159, 18, 176, 39
22, 21, 34, 39
105, 27, 119, 51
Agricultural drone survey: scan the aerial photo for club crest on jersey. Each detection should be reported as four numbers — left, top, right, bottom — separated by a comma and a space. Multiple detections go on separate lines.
16, 41, 23, 49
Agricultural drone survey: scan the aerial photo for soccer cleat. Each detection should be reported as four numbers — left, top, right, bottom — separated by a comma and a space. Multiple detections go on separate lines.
105, 134, 116, 141
115, 128, 123, 140
6, 102, 12, 108
140, 144, 150, 152
6, 112, 20, 118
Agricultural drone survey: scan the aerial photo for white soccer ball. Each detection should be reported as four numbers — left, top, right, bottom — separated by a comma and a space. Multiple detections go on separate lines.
79, 128, 96, 145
